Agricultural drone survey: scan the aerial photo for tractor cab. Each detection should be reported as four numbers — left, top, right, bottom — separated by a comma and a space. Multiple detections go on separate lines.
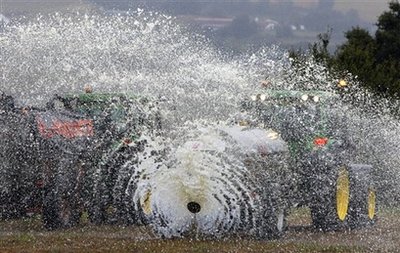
47, 93, 158, 139
243, 89, 344, 156
46, 92, 163, 154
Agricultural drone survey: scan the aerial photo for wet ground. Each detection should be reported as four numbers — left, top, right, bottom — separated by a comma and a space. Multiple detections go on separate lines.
0, 208, 399, 253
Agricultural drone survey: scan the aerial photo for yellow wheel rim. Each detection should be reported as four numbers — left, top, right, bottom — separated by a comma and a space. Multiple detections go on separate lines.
368, 188, 376, 220
336, 167, 350, 221
140, 190, 152, 215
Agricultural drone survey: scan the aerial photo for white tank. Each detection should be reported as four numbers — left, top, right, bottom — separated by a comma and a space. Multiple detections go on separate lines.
128, 124, 293, 238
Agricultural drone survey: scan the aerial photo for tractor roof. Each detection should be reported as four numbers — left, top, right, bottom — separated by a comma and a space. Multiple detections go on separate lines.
251, 89, 338, 103
63, 92, 144, 103
47, 92, 152, 122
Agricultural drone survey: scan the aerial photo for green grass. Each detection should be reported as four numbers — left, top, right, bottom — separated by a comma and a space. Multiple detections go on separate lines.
1, 208, 399, 253
0, 235, 368, 253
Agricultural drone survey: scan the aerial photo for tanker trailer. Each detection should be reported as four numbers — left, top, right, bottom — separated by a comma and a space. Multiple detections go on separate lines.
127, 124, 296, 239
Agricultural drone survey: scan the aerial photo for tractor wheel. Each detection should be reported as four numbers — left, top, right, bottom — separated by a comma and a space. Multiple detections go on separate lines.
88, 164, 114, 225
310, 166, 349, 231
257, 206, 287, 239
256, 186, 288, 240
88, 190, 111, 225
42, 160, 83, 230
42, 189, 81, 230
310, 164, 376, 231
347, 164, 376, 228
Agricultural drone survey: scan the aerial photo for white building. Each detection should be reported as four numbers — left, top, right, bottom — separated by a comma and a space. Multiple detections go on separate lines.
0, 13, 10, 25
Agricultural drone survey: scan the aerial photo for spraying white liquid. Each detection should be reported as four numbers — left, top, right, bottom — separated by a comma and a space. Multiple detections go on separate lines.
2, 10, 400, 237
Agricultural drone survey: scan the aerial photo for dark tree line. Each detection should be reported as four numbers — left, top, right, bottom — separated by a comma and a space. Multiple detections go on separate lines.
336, 1, 400, 97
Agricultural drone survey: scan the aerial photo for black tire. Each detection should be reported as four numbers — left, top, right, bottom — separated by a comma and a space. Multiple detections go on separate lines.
42, 159, 83, 230
88, 165, 113, 225
89, 145, 139, 225
310, 165, 349, 231
0, 108, 40, 220
253, 151, 292, 240
347, 164, 376, 228
310, 164, 376, 231
256, 185, 289, 239
257, 207, 287, 239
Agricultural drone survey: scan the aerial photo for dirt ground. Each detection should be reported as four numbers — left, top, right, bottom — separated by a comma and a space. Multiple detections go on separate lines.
0, 208, 399, 253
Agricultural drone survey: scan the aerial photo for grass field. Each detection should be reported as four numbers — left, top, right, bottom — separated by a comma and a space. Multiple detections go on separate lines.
1, 207, 399, 253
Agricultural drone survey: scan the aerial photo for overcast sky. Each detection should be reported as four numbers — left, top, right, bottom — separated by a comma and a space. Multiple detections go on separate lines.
325, 0, 389, 22
267, 0, 388, 21
0, 0, 390, 22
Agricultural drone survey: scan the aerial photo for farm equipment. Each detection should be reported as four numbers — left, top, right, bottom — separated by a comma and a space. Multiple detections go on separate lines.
1, 87, 377, 237
242, 89, 377, 231
0, 91, 161, 229
127, 124, 295, 239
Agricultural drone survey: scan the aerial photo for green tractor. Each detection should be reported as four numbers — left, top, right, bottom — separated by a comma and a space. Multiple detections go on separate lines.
242, 89, 377, 231
44, 92, 162, 227
0, 90, 161, 229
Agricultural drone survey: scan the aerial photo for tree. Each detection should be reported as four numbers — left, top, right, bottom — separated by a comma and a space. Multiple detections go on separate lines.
335, 27, 377, 90
375, 1, 400, 62
333, 1, 400, 97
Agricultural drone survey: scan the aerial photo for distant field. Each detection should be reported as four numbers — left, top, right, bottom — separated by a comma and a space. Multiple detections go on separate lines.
2, 0, 94, 15
1, 208, 399, 253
